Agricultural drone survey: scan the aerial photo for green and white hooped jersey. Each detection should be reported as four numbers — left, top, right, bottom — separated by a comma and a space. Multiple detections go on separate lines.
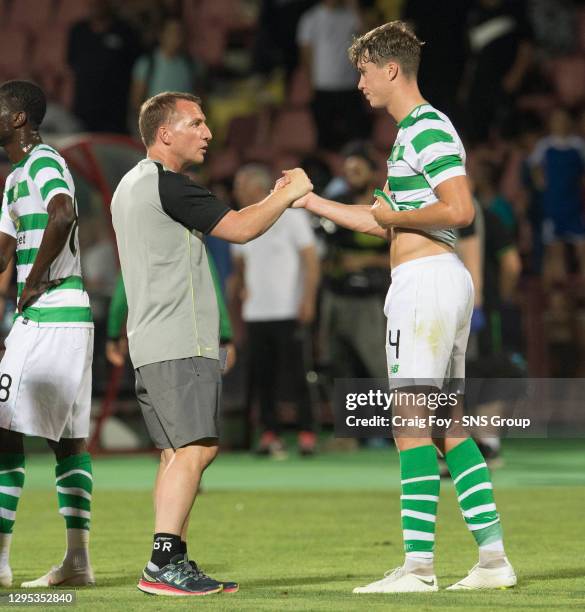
386, 103, 467, 248
0, 144, 92, 327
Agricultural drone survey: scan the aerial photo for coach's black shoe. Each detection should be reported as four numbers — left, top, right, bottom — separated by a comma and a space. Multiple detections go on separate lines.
476, 441, 504, 469
185, 559, 239, 593
438, 456, 450, 479
138, 555, 222, 596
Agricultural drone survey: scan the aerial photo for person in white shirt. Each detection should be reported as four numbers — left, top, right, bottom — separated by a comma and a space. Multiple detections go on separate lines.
297, 0, 369, 149
231, 164, 320, 455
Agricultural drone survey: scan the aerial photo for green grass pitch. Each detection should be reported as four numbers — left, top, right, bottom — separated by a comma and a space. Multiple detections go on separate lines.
2, 440, 585, 611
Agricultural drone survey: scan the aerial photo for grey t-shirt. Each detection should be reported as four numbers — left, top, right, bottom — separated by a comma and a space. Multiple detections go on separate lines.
111, 158, 230, 369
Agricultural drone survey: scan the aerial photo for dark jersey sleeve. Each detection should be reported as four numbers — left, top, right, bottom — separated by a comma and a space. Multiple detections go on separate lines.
157, 163, 230, 234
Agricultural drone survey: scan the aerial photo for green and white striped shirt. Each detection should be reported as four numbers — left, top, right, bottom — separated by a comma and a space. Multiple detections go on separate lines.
386, 103, 467, 247
0, 144, 92, 327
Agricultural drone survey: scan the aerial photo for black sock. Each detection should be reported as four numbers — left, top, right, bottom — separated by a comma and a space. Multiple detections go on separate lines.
150, 533, 182, 569
181, 540, 187, 558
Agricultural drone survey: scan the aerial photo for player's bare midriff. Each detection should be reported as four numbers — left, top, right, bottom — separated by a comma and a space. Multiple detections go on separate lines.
388, 227, 452, 269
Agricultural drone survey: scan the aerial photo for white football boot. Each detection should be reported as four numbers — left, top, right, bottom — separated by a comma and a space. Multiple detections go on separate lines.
0, 565, 12, 587
353, 566, 438, 593
21, 563, 95, 588
447, 558, 517, 590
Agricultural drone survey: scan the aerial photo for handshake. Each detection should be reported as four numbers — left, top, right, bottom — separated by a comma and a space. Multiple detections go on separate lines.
272, 168, 314, 206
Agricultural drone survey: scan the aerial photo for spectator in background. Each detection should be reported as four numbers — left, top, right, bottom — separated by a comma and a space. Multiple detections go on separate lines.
530, 107, 585, 285
130, 18, 202, 118
68, 0, 141, 133
402, 0, 468, 121
518, 112, 545, 275
320, 142, 389, 383
462, 0, 533, 143
231, 164, 320, 456
474, 160, 517, 233
459, 189, 523, 466
253, 0, 316, 79
297, 0, 370, 150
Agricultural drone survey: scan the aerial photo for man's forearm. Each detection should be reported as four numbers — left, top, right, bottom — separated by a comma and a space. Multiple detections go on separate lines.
301, 251, 320, 306
307, 195, 386, 238
26, 218, 74, 287
235, 190, 294, 243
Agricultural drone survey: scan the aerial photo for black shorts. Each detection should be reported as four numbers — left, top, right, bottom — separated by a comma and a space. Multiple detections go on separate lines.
135, 357, 221, 449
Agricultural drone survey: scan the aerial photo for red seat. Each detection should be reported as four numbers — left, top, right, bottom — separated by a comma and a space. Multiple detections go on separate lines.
271, 109, 317, 155
549, 56, 585, 106
55, 0, 92, 26
31, 29, 68, 74
7, 0, 53, 33
189, 28, 226, 67
288, 68, 312, 107
272, 153, 301, 176
0, 28, 31, 79
198, 0, 240, 29
372, 113, 397, 152
207, 148, 240, 182
226, 114, 260, 151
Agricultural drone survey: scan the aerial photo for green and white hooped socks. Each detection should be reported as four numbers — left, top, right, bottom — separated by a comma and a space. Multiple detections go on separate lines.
446, 438, 506, 567
399, 445, 440, 574
0, 454, 25, 569
55, 453, 93, 567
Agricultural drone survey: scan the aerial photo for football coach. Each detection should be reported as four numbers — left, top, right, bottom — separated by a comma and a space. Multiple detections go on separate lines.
111, 91, 313, 597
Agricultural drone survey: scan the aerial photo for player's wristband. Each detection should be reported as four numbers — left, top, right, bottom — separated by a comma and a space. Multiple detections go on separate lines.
373, 188, 398, 211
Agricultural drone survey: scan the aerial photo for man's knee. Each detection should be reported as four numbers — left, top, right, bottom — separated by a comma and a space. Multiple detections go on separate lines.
48, 437, 87, 460
202, 444, 219, 469
0, 428, 24, 454
176, 439, 219, 471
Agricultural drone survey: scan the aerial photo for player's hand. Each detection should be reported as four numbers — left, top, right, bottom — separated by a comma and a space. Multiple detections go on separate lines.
106, 338, 128, 367
222, 342, 237, 374
292, 192, 314, 209
371, 197, 396, 229
282, 168, 313, 201
17, 280, 58, 312
272, 175, 290, 192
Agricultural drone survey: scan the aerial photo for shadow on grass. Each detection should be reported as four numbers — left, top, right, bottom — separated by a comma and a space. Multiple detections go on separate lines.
518, 566, 585, 585
96, 573, 370, 589
233, 574, 373, 588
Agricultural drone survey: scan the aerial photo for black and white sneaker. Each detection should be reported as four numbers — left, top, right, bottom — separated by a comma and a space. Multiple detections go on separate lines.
138, 555, 222, 596
185, 559, 239, 593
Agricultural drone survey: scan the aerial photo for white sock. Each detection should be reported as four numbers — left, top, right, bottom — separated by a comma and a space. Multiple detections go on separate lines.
404, 552, 434, 575
479, 540, 506, 568
63, 529, 90, 569
0, 533, 12, 568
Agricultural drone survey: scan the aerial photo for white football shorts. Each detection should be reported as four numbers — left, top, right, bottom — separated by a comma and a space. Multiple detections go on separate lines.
0, 318, 93, 441
384, 253, 473, 390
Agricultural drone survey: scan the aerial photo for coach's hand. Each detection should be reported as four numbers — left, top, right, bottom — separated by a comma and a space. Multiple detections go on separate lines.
291, 192, 314, 209
106, 338, 128, 367
282, 168, 313, 201
17, 280, 58, 312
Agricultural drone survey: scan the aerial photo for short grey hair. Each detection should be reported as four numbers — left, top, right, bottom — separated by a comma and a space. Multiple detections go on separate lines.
236, 163, 273, 191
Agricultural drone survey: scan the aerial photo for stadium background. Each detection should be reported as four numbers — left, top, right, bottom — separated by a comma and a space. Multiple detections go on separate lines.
0, 0, 583, 610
